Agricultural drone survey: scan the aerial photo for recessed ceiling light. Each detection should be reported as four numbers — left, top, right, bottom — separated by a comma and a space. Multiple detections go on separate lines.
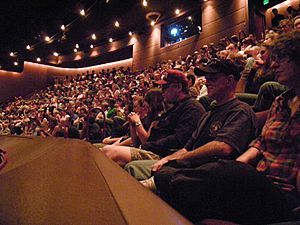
45, 36, 51, 42
115, 21, 120, 27
129, 31, 133, 36
74, 48, 78, 53
150, 21, 155, 26
109, 38, 113, 42
14, 62, 18, 66
10, 52, 14, 57
61, 25, 65, 31
142, 0, 147, 7
92, 34, 97, 40
36, 57, 41, 62
26, 45, 31, 50
175, 9, 180, 15
53, 52, 59, 56
75, 44, 79, 49
90, 44, 94, 48
80, 9, 85, 16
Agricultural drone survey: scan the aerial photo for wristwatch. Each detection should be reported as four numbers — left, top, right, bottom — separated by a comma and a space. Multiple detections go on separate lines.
135, 121, 142, 127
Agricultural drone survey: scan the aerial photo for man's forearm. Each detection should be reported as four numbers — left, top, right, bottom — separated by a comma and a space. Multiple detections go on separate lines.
178, 141, 233, 164
236, 147, 262, 166
166, 148, 188, 160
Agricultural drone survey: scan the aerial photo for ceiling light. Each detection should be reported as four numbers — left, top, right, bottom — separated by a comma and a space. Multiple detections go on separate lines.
90, 44, 94, 48
150, 21, 155, 26
53, 52, 59, 57
92, 34, 97, 40
175, 9, 180, 15
142, 0, 148, 7
26, 45, 31, 50
45, 36, 50, 42
36, 57, 41, 62
61, 25, 65, 31
129, 31, 133, 36
75, 44, 79, 48
14, 62, 18, 66
109, 38, 113, 42
115, 21, 120, 27
74, 48, 78, 53
80, 9, 85, 16
10, 52, 14, 57
188, 16, 192, 20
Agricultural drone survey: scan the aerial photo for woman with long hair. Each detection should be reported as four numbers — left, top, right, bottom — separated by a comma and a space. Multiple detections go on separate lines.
101, 88, 165, 166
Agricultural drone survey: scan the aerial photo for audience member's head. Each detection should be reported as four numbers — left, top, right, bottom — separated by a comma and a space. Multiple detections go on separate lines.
155, 69, 189, 103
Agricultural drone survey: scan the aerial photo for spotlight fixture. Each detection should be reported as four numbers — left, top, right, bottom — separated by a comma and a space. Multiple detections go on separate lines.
75, 44, 79, 49
109, 38, 113, 42
36, 57, 41, 62
53, 52, 59, 57
26, 45, 31, 50
175, 9, 180, 15
146, 11, 161, 26
129, 31, 133, 36
142, 0, 148, 7
61, 25, 65, 31
45, 36, 51, 42
90, 44, 94, 48
14, 62, 18, 66
80, 9, 85, 16
115, 21, 120, 27
10, 52, 14, 57
91, 34, 97, 40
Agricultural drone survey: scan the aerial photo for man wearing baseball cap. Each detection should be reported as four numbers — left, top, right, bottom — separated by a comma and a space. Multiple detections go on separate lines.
125, 59, 256, 181
102, 69, 205, 165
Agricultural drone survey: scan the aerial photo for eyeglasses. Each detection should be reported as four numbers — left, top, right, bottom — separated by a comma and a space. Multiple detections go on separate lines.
205, 74, 226, 82
161, 83, 178, 92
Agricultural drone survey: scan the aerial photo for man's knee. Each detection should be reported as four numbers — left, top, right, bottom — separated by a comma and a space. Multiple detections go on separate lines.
102, 145, 117, 159
125, 160, 158, 180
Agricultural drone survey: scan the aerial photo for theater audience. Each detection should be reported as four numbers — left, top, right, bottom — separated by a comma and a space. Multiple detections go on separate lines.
101, 70, 205, 166
0, 5, 299, 224
125, 59, 256, 181
153, 30, 300, 225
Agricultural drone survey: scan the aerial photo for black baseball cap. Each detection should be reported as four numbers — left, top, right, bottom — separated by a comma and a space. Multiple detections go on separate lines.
194, 58, 241, 81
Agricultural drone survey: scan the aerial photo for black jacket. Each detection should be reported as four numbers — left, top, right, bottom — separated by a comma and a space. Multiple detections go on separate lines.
141, 96, 205, 157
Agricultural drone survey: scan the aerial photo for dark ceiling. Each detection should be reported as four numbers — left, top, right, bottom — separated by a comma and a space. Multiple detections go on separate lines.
0, 0, 201, 71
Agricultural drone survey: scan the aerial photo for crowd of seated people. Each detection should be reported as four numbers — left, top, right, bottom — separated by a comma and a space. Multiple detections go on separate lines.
0, 12, 299, 224
0, 17, 297, 140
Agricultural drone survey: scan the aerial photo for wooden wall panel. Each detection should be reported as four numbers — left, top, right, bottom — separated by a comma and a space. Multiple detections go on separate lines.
1, 0, 249, 102
0, 63, 49, 103
132, 0, 248, 70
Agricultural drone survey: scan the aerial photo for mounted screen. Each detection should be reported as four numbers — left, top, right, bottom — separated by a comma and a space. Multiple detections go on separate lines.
161, 11, 201, 48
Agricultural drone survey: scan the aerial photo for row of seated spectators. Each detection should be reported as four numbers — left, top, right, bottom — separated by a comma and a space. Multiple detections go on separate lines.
0, 11, 299, 225
0, 15, 299, 143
